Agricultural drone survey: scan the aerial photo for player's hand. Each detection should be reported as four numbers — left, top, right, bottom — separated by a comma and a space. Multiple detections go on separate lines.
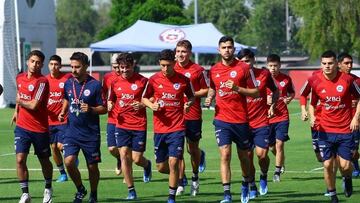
352, 99, 358, 108
151, 101, 160, 111
309, 116, 315, 128
80, 103, 91, 113
15, 93, 20, 104
352, 150, 360, 161
107, 101, 114, 112
131, 101, 143, 111
58, 112, 65, 122
284, 97, 292, 104
301, 109, 308, 121
184, 102, 191, 113
204, 96, 212, 107
11, 112, 17, 126
225, 80, 237, 91
267, 95, 273, 105
267, 105, 274, 118
350, 116, 359, 132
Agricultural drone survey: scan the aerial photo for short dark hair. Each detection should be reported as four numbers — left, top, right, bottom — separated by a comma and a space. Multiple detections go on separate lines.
337, 52, 352, 62
70, 52, 89, 66
267, 54, 281, 63
176, 40, 192, 51
218, 36, 234, 46
321, 50, 336, 60
159, 49, 175, 61
49, 55, 62, 64
27, 50, 45, 62
237, 48, 255, 59
117, 53, 134, 65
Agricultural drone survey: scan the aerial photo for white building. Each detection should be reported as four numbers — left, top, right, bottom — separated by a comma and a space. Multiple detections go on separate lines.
0, 0, 56, 107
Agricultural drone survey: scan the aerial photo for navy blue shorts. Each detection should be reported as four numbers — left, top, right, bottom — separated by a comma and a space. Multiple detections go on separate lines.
115, 128, 146, 152
14, 126, 51, 158
154, 131, 185, 163
106, 123, 116, 147
311, 129, 320, 153
63, 137, 101, 164
49, 124, 67, 144
352, 130, 360, 150
269, 120, 290, 145
185, 120, 202, 142
250, 125, 270, 149
318, 132, 354, 161
213, 119, 251, 150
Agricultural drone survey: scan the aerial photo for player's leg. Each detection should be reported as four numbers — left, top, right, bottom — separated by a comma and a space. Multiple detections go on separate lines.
108, 123, 121, 175
131, 130, 151, 183
50, 125, 68, 182
338, 134, 355, 198
83, 140, 101, 203
311, 129, 323, 162
351, 130, 360, 177
273, 121, 290, 181
154, 133, 170, 174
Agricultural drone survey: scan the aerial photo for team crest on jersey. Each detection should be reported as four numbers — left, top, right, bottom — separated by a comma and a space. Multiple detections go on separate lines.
59, 82, 64, 88
159, 28, 185, 43
84, 89, 91, 96
279, 81, 286, 87
173, 83, 180, 90
185, 72, 191, 78
230, 71, 237, 78
336, 85, 344, 92
131, 84, 138, 91
28, 84, 34, 91
256, 80, 261, 86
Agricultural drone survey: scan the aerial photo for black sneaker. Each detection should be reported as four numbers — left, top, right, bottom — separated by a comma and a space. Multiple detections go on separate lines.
343, 177, 353, 197
330, 195, 339, 203
73, 189, 87, 203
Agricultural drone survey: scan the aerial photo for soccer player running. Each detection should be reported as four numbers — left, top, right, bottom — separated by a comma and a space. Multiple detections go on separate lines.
59, 52, 107, 203
46, 55, 72, 183
107, 53, 152, 200
308, 50, 360, 203
174, 40, 208, 196
12, 50, 53, 203
102, 53, 122, 176
266, 54, 295, 182
337, 52, 360, 177
204, 36, 259, 203
237, 49, 278, 199
142, 49, 195, 203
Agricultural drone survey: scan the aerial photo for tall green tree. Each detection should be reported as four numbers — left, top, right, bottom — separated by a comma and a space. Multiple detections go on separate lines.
240, 0, 288, 55
291, 0, 360, 60
56, 0, 98, 47
97, 0, 190, 40
184, 0, 250, 43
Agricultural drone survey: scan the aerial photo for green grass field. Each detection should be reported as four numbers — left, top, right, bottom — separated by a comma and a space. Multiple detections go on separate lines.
0, 101, 359, 202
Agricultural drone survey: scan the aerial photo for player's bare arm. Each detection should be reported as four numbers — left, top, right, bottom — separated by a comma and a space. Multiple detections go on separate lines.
11, 103, 19, 126
194, 88, 209, 98
142, 97, 159, 111
130, 100, 145, 111
350, 100, 360, 132
308, 104, 316, 128
300, 104, 309, 121
58, 99, 68, 122
204, 88, 215, 107
16, 93, 41, 111
284, 93, 295, 104
83, 103, 106, 115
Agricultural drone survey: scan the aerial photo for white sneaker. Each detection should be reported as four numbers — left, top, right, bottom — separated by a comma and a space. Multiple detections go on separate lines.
190, 180, 199, 196
19, 193, 31, 203
42, 188, 53, 203
176, 186, 184, 196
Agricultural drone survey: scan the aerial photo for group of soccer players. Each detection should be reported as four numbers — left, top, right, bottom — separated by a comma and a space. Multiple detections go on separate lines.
10, 35, 359, 203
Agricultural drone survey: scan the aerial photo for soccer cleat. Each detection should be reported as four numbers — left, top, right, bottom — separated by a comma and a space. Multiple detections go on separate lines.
352, 170, 360, 177
42, 188, 53, 203
190, 180, 199, 196
126, 190, 137, 200
343, 177, 353, 197
143, 160, 152, 183
115, 159, 122, 176
167, 198, 176, 203
249, 185, 258, 199
19, 193, 31, 203
273, 174, 280, 182
199, 150, 206, 173
241, 185, 250, 203
324, 190, 330, 197
88, 196, 97, 203
259, 178, 268, 195
56, 173, 68, 182
280, 165, 285, 174
220, 194, 232, 203
330, 195, 339, 203
176, 186, 184, 196
73, 189, 87, 203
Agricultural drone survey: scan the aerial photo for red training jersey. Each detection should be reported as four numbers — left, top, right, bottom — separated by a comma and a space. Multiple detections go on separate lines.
103, 71, 118, 124
143, 71, 194, 133
309, 71, 360, 134
16, 73, 49, 133
46, 73, 72, 126
209, 60, 256, 123
247, 68, 277, 129
109, 73, 148, 131
268, 72, 295, 124
174, 61, 209, 120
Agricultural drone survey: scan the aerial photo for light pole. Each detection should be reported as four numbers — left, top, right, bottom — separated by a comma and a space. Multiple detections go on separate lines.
194, 0, 199, 63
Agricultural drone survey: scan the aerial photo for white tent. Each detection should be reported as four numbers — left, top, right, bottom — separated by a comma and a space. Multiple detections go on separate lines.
90, 20, 255, 54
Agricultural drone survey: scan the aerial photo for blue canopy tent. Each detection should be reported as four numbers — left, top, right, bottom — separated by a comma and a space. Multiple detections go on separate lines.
89, 20, 256, 73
